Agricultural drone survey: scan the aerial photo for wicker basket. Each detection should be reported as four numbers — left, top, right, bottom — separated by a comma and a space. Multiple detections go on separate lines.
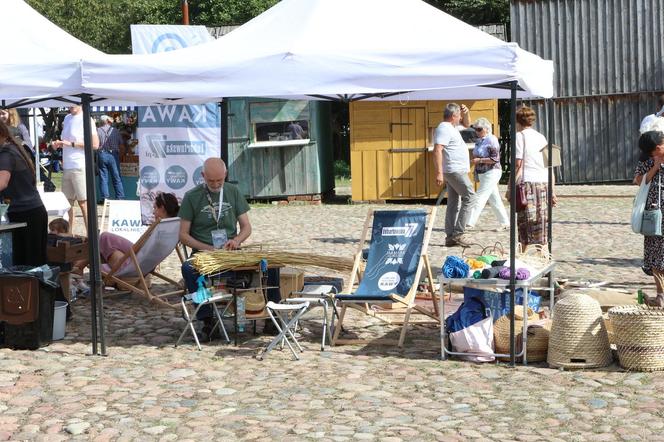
494, 307, 551, 362
608, 305, 664, 372
547, 293, 612, 369
603, 314, 614, 346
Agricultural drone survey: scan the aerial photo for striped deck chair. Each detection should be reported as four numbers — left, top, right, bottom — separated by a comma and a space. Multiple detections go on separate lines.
332, 208, 438, 347
102, 217, 184, 309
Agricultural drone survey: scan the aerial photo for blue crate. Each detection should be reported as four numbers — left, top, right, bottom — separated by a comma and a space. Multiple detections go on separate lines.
463, 287, 541, 321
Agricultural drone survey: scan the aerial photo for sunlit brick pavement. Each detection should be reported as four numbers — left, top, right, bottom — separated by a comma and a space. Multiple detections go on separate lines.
2, 185, 662, 441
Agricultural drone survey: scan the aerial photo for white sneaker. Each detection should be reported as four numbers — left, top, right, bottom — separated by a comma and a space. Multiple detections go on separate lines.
493, 225, 509, 232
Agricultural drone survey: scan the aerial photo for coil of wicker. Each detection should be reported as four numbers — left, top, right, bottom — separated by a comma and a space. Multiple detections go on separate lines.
608, 305, 664, 372
494, 306, 551, 362
547, 293, 612, 369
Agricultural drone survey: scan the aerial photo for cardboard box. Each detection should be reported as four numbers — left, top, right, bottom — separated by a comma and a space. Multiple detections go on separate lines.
47, 238, 87, 264
280, 267, 305, 299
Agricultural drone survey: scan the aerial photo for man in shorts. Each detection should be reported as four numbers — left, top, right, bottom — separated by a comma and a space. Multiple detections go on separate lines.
54, 105, 99, 234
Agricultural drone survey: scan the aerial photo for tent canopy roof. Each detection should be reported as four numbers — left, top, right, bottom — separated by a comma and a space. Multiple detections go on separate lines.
81, 0, 554, 103
1, 0, 103, 105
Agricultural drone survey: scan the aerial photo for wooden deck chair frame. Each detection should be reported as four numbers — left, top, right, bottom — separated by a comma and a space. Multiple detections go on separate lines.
332, 207, 439, 348
102, 218, 184, 309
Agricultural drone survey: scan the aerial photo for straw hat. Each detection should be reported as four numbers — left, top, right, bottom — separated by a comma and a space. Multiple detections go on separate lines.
494, 307, 551, 362
547, 293, 612, 369
608, 305, 664, 372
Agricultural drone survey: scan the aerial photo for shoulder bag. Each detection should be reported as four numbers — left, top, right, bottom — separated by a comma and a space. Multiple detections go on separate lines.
641, 171, 662, 236
631, 177, 651, 233
515, 133, 529, 211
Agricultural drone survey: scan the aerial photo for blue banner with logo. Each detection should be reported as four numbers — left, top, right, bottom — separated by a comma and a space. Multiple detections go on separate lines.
131, 25, 221, 223
353, 210, 426, 298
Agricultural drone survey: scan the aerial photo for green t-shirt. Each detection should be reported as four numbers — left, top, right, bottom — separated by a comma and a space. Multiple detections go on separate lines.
178, 182, 250, 246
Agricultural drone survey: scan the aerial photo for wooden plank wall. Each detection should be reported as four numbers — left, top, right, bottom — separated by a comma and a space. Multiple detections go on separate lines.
350, 99, 498, 201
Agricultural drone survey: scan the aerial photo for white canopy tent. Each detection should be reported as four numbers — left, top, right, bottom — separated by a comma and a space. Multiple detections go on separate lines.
3, 0, 555, 361
0, 0, 104, 106
1, 0, 111, 355
80, 0, 553, 103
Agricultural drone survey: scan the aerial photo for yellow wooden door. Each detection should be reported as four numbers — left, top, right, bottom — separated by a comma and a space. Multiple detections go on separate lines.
389, 107, 427, 198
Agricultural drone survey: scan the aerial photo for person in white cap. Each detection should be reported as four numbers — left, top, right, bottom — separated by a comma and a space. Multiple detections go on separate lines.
97, 114, 125, 201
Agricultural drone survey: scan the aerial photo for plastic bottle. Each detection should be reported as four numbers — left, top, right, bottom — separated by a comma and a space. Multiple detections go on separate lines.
193, 275, 211, 304
237, 296, 246, 333
637, 289, 645, 304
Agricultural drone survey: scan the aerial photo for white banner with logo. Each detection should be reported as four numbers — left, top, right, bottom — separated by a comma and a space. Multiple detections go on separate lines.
105, 200, 147, 243
131, 25, 220, 223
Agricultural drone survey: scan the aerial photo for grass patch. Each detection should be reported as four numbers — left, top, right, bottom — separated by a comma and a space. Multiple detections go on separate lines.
335, 177, 351, 188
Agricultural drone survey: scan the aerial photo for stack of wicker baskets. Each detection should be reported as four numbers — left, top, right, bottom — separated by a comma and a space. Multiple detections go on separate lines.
494, 306, 551, 362
608, 305, 664, 371
547, 293, 612, 369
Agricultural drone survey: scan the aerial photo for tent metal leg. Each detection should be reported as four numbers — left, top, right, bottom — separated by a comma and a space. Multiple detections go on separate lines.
82, 94, 106, 356
508, 81, 518, 367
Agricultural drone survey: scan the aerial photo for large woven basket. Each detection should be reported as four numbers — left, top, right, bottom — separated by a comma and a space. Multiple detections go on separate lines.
547, 293, 612, 369
494, 307, 551, 362
608, 305, 664, 372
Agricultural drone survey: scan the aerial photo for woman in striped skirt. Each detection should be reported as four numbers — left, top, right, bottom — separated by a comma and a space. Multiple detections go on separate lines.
508, 106, 557, 251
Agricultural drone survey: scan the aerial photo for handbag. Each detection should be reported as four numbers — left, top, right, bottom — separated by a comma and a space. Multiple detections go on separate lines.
515, 133, 529, 211
641, 173, 662, 236
449, 316, 495, 362
632, 177, 652, 233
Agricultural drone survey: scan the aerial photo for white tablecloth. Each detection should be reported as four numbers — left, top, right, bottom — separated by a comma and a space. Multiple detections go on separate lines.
39, 191, 71, 219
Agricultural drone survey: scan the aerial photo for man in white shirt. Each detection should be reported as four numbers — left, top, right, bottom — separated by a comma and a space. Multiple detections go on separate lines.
53, 105, 99, 233
640, 94, 664, 134
433, 103, 476, 247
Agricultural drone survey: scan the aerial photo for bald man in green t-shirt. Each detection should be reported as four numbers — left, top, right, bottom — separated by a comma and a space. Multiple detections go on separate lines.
179, 158, 280, 338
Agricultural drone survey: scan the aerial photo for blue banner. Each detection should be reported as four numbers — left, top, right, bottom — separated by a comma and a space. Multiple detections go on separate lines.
355, 210, 427, 298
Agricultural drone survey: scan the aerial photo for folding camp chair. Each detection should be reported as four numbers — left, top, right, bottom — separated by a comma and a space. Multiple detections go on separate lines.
176, 292, 232, 350
102, 217, 185, 309
332, 208, 439, 347
258, 301, 310, 361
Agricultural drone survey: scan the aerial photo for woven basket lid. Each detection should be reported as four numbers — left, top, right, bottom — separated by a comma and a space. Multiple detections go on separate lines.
608, 305, 664, 372
494, 309, 550, 362
547, 293, 612, 369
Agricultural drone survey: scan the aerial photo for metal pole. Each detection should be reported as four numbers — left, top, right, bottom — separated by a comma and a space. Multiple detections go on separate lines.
220, 100, 228, 168
509, 81, 518, 367
546, 99, 554, 255
181, 0, 190, 25
81, 95, 106, 356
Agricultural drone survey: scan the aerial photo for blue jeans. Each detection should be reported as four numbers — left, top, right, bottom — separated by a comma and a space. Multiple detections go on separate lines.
182, 258, 281, 319
98, 150, 125, 199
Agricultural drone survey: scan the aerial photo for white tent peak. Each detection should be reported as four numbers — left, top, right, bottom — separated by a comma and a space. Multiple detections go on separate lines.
81, 0, 553, 102
1, 0, 103, 104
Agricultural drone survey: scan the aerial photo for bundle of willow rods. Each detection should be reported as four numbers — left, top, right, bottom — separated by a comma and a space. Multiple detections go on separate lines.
191, 248, 355, 275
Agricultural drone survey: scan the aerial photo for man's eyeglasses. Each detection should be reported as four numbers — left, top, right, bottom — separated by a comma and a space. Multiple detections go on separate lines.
474, 127, 483, 132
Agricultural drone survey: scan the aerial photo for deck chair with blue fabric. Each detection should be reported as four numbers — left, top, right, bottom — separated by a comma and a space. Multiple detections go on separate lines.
332, 208, 438, 347
102, 217, 184, 309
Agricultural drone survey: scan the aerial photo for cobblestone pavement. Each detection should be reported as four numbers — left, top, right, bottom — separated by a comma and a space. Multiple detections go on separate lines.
2, 185, 663, 441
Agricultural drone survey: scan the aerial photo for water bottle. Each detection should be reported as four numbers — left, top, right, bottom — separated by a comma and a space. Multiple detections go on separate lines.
638, 289, 645, 305
237, 296, 246, 332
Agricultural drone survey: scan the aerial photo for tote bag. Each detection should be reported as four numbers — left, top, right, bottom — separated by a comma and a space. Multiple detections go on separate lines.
632, 178, 652, 233
641, 174, 662, 237
515, 133, 529, 211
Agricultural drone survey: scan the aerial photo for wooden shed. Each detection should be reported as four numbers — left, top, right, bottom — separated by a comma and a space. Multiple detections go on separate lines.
226, 98, 334, 199
349, 100, 498, 201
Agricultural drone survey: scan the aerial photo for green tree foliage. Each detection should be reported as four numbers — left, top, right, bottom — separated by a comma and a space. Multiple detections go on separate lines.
26, 0, 278, 54
423, 0, 508, 25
